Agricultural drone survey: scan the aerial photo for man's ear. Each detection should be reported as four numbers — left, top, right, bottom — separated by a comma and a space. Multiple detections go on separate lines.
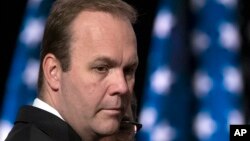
43, 53, 61, 91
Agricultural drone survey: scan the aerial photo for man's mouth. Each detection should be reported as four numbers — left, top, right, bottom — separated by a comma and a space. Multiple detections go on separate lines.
102, 107, 124, 115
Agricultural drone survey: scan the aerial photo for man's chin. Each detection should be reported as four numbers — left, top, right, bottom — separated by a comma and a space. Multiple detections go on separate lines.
93, 111, 123, 135
95, 121, 120, 135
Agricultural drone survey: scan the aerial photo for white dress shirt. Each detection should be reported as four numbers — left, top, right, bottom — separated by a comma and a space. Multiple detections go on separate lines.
32, 98, 64, 120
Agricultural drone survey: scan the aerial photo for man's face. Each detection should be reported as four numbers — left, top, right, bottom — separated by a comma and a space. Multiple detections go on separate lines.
57, 11, 138, 138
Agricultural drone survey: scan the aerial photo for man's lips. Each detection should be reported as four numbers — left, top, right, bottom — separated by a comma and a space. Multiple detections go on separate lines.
102, 107, 124, 115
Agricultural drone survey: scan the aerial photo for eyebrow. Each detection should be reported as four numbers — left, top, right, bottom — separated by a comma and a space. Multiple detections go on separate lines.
91, 56, 139, 67
91, 56, 118, 66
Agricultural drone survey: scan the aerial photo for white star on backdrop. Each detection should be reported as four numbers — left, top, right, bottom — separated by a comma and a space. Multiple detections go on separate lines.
0, 120, 12, 141
192, 30, 210, 55
228, 110, 244, 125
153, 9, 175, 39
150, 67, 174, 95
194, 112, 217, 140
219, 22, 240, 51
20, 18, 45, 47
22, 59, 39, 89
227, 110, 244, 132
151, 122, 176, 141
139, 107, 157, 131
216, 0, 237, 8
193, 71, 213, 97
222, 66, 242, 94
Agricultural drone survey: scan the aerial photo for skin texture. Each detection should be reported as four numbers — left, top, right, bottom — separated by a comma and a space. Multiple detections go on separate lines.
100, 102, 135, 141
42, 11, 138, 141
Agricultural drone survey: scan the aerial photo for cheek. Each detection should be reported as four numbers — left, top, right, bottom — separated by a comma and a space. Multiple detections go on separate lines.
71, 75, 107, 110
60, 75, 104, 125
61, 68, 111, 111
60, 72, 96, 109
127, 79, 135, 91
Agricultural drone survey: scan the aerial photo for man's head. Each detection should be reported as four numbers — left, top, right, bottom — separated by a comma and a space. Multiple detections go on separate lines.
38, 0, 137, 92
38, 0, 138, 140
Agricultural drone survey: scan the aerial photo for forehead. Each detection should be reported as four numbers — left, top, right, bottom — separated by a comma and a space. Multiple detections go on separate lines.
70, 11, 136, 42
69, 11, 137, 64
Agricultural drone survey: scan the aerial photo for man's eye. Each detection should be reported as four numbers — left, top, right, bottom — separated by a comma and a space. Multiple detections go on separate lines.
94, 66, 109, 73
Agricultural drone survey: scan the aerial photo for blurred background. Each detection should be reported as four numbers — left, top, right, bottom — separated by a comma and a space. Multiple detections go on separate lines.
0, 0, 250, 141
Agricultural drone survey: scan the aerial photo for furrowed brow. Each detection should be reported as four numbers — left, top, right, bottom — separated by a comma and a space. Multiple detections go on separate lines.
91, 56, 118, 66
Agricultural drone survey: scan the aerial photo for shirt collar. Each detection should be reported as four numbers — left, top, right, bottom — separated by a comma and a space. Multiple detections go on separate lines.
33, 98, 64, 121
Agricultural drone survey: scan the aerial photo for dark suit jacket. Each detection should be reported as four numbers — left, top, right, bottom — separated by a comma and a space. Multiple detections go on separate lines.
5, 106, 81, 141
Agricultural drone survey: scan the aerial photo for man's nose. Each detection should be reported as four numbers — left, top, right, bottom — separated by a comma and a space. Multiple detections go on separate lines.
111, 71, 129, 95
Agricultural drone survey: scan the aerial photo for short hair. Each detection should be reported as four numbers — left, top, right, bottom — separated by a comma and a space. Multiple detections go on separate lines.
37, 0, 137, 92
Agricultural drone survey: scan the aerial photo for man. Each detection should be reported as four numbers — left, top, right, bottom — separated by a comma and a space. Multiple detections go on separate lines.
5, 0, 138, 141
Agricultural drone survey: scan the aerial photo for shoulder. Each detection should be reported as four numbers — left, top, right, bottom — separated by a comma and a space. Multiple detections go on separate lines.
5, 106, 81, 141
4, 106, 55, 141
5, 122, 53, 141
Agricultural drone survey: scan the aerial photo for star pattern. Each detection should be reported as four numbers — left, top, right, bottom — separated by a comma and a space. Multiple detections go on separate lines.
139, 0, 243, 141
